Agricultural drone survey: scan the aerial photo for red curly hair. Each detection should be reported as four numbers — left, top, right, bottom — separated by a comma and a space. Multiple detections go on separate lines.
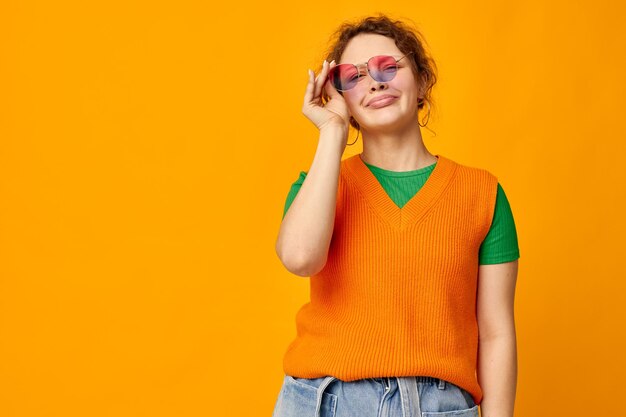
318, 13, 438, 131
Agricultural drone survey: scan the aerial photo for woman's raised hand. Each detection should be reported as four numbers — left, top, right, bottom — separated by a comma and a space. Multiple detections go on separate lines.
302, 60, 350, 132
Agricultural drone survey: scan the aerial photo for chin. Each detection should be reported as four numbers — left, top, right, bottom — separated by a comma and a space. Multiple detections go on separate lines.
362, 115, 405, 127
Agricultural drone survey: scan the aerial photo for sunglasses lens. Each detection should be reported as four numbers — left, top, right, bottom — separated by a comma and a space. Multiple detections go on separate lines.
369, 55, 399, 82
329, 64, 360, 91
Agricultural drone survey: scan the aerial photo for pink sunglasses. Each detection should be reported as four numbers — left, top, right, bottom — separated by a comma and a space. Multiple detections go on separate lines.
327, 52, 414, 92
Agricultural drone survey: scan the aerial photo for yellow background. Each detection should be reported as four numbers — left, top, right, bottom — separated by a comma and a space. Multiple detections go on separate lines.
1, 1, 625, 416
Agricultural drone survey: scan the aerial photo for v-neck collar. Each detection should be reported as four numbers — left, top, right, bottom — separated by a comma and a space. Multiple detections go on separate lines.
343, 153, 458, 230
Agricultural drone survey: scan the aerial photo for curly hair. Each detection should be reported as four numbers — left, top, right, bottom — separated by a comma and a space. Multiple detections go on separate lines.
318, 13, 438, 131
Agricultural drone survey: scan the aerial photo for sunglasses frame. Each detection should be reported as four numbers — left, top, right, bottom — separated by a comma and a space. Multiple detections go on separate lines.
328, 51, 415, 92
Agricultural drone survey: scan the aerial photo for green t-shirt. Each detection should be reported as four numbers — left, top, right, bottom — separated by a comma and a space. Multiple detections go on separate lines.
282, 160, 520, 265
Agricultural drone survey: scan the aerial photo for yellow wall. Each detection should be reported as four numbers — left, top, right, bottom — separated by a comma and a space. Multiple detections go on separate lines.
1, 1, 624, 416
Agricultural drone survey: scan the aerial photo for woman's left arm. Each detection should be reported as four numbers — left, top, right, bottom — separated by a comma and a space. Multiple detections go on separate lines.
476, 259, 519, 417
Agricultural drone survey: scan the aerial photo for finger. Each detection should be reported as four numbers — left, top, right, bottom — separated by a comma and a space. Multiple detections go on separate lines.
324, 76, 339, 99
313, 60, 329, 99
314, 59, 328, 82
324, 61, 341, 98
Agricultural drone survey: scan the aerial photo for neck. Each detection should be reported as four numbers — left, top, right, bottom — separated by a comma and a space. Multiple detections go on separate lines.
360, 120, 437, 171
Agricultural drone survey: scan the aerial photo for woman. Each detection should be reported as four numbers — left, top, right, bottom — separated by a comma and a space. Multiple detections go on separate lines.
273, 14, 519, 417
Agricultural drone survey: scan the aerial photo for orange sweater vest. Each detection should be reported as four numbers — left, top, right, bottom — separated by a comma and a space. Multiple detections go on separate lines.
282, 153, 499, 405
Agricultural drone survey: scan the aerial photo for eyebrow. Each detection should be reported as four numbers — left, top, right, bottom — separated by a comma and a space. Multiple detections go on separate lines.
350, 55, 404, 65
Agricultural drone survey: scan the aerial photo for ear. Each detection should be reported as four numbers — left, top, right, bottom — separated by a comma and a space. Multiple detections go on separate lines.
416, 83, 425, 99
417, 73, 428, 98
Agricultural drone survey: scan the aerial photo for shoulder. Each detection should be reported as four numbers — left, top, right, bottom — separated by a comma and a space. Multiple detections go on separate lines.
443, 156, 499, 211
340, 154, 359, 170
444, 155, 498, 186
338, 154, 362, 183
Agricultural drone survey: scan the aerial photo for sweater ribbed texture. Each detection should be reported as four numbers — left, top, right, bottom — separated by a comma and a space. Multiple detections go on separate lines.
282, 154, 499, 406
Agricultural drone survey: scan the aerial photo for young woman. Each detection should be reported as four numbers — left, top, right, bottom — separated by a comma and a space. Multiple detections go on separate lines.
273, 14, 519, 417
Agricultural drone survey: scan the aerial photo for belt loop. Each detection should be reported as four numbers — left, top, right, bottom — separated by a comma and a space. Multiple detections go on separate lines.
315, 376, 336, 417
438, 379, 446, 390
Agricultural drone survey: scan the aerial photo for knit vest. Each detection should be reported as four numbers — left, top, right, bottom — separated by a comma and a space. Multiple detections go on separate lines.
282, 153, 499, 406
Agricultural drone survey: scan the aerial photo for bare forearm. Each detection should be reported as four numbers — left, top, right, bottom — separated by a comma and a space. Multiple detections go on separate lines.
275, 125, 347, 276
477, 334, 518, 417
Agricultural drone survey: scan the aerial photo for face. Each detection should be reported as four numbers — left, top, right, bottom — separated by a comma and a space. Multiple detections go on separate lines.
337, 33, 422, 132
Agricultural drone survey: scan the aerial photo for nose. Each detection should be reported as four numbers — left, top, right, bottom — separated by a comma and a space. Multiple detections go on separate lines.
356, 65, 388, 91
369, 78, 388, 91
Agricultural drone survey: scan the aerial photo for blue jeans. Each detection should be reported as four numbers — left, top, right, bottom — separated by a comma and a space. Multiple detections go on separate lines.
271, 375, 479, 417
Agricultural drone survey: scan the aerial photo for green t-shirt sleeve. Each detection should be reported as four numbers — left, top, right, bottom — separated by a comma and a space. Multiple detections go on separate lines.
282, 171, 308, 220
478, 182, 521, 265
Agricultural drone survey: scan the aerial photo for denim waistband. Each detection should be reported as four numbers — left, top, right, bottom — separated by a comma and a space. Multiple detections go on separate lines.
314, 376, 446, 417
315, 376, 336, 417
373, 375, 444, 385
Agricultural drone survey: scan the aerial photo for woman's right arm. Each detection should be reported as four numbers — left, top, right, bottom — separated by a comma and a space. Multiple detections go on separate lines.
275, 124, 347, 276
275, 59, 350, 277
